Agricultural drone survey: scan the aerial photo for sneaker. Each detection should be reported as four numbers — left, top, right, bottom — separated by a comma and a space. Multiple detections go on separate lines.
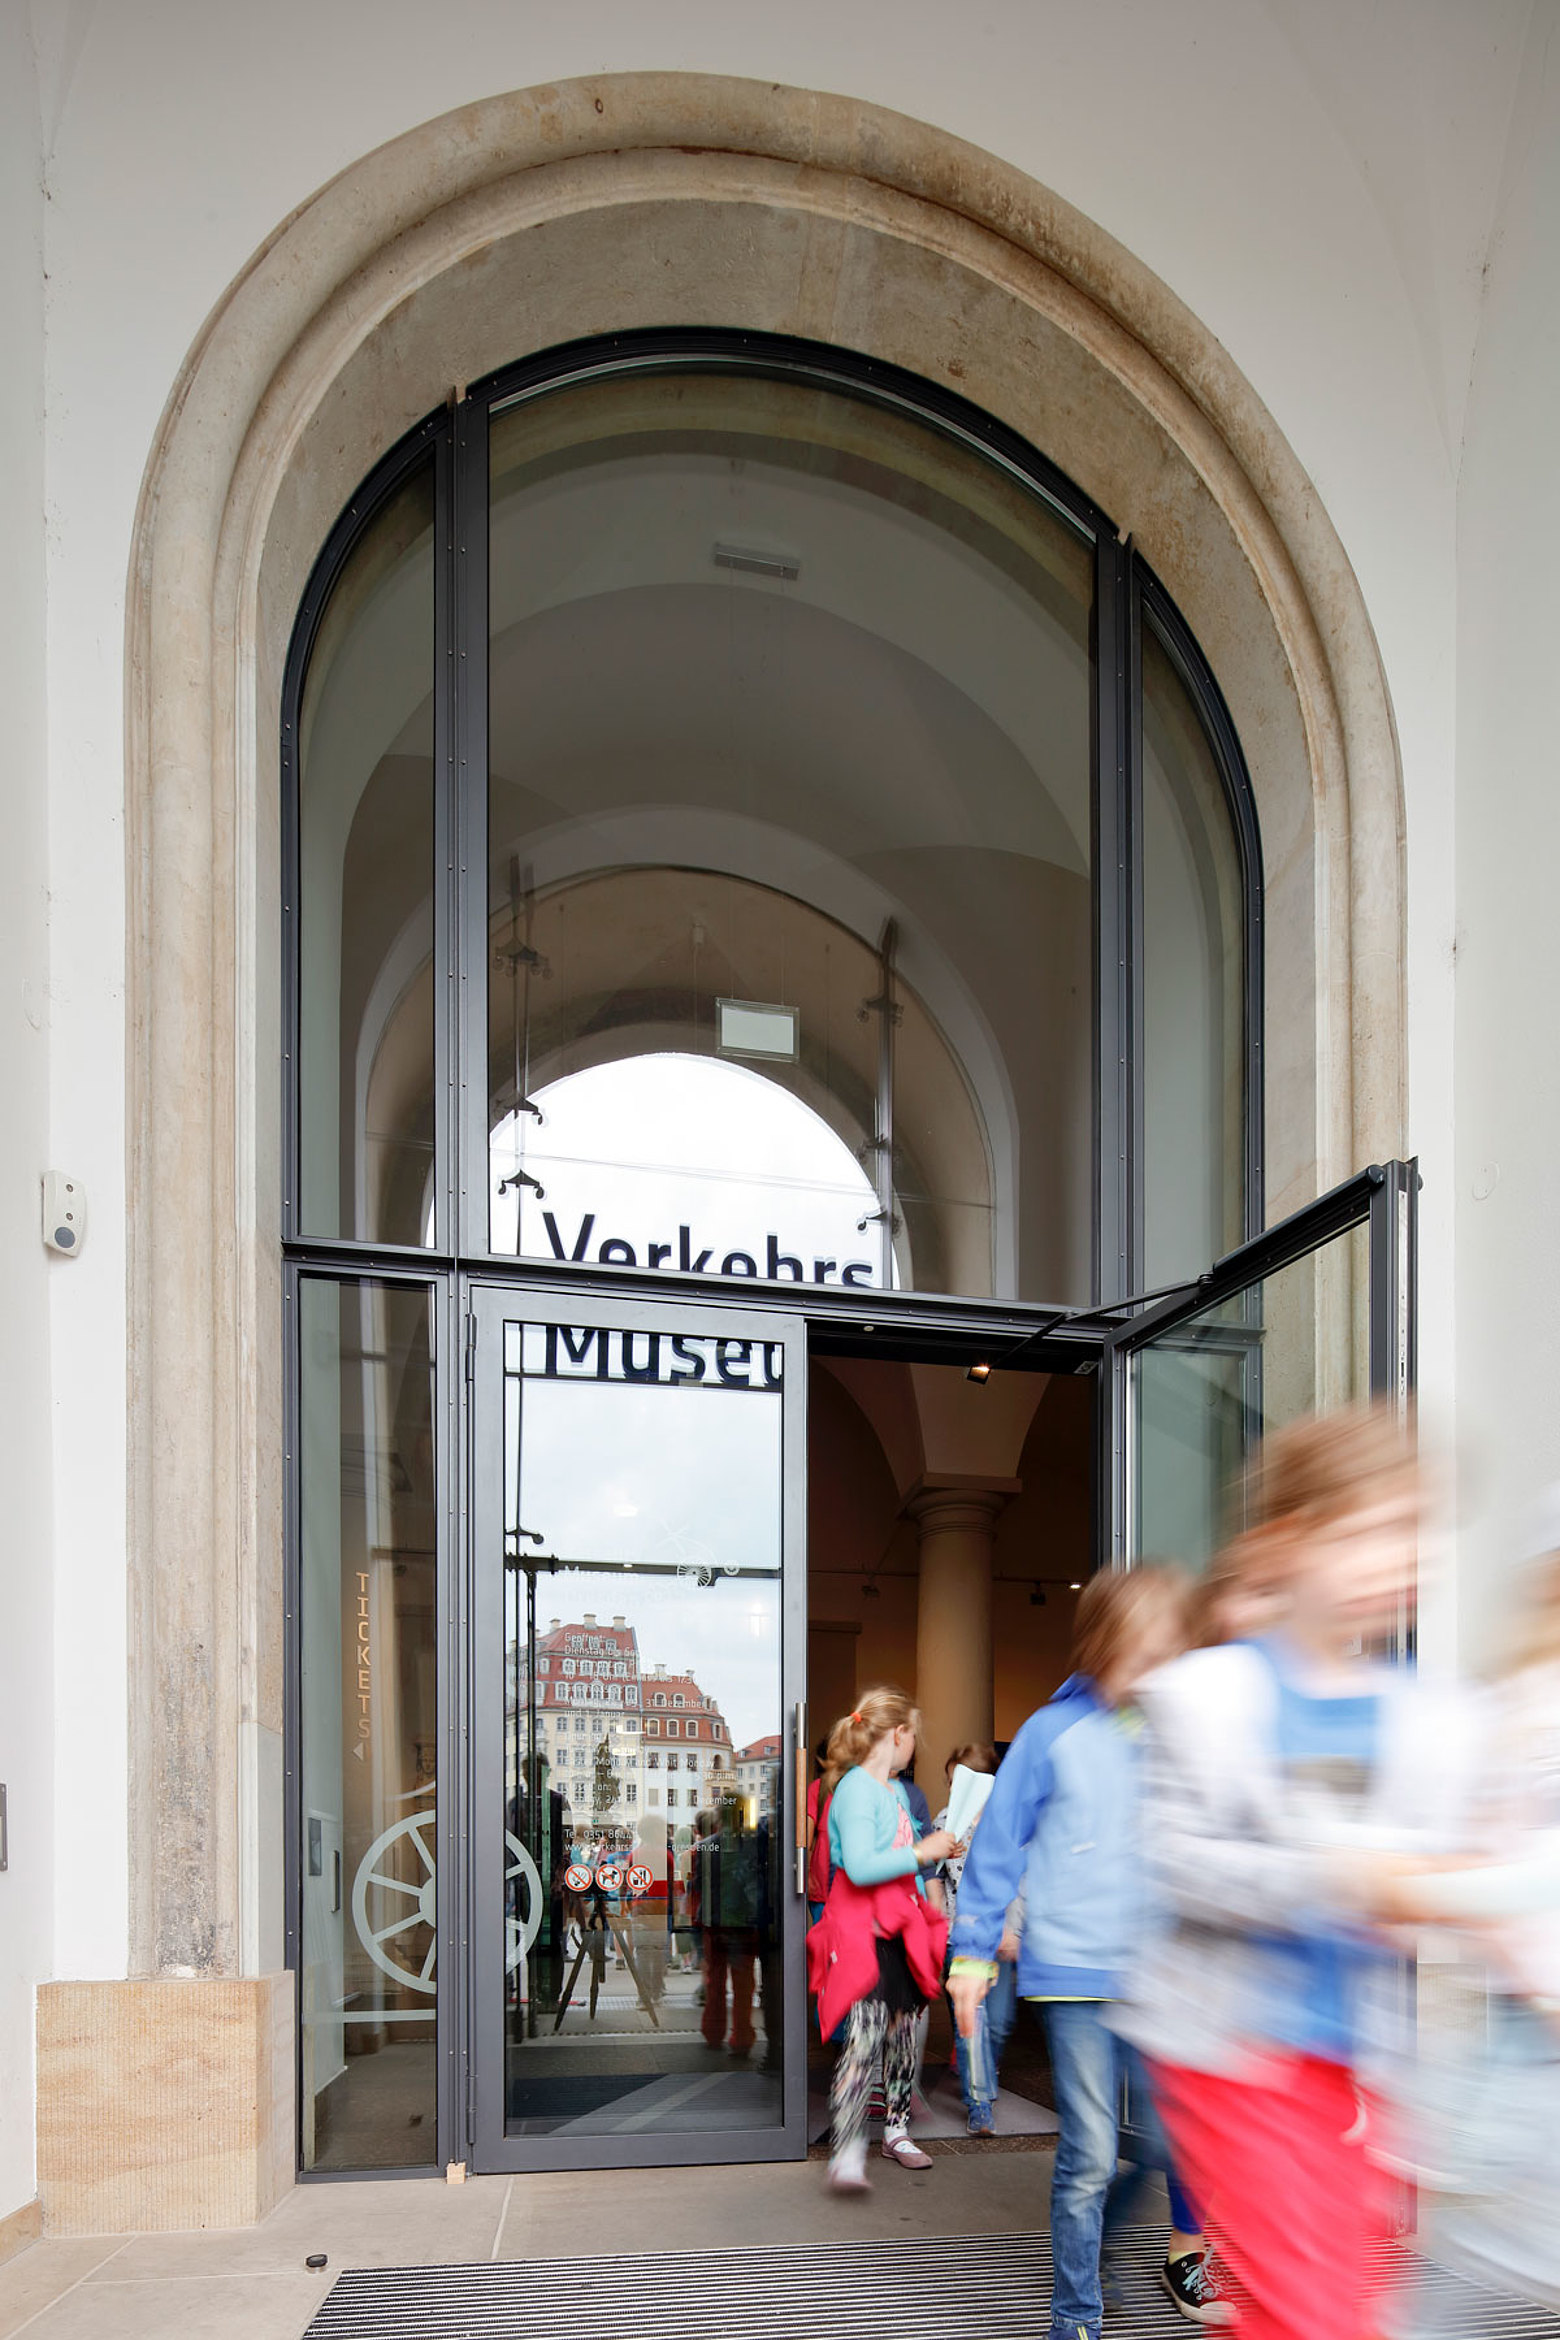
1160, 2250, 1235, 2326
966, 2103, 995, 2137
826, 2142, 871, 2195
881, 2129, 934, 2171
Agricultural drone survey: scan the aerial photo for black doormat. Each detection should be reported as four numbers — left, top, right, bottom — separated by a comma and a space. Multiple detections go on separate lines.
303, 2224, 1560, 2339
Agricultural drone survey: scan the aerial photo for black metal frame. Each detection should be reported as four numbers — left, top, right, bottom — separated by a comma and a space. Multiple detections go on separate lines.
279, 325, 1274, 2181
1098, 1160, 1421, 1566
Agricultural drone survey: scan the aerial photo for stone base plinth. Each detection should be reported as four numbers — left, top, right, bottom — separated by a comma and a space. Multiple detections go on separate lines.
37, 1976, 294, 2232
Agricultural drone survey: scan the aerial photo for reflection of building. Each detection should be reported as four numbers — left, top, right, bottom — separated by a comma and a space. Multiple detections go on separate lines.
522, 1615, 642, 1846
638, 1666, 730, 1824
731, 1736, 783, 1825
515, 1626, 738, 1842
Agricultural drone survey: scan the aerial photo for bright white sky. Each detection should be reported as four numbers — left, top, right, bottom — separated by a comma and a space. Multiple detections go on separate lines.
490, 1051, 887, 1286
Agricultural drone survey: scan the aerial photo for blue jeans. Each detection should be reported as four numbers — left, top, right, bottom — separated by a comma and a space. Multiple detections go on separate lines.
1042, 2002, 1198, 2340
956, 1956, 1018, 2111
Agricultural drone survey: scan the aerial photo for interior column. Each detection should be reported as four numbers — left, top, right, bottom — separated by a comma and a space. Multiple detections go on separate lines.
905, 1480, 1013, 1795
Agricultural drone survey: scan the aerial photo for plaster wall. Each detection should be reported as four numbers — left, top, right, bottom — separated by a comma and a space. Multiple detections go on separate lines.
0, 8, 54, 2226
12, 0, 1547, 2207
1453, 10, 1560, 1656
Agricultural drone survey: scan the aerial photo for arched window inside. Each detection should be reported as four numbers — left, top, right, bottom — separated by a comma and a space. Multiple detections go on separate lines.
287, 336, 1260, 1311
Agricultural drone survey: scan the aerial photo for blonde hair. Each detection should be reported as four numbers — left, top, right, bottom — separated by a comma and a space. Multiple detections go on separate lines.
945, 1741, 998, 1778
1071, 1564, 1188, 1683
821, 1685, 917, 1801
1244, 1403, 1418, 1544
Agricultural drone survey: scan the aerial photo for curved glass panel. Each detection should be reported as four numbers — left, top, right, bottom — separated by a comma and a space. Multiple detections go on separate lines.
1141, 621, 1246, 1287
298, 462, 436, 1245
487, 369, 1094, 1304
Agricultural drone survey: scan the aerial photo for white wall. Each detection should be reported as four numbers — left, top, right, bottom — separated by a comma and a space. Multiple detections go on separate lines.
0, 0, 54, 2224
1454, 7, 1560, 1654
17, 0, 1547, 2046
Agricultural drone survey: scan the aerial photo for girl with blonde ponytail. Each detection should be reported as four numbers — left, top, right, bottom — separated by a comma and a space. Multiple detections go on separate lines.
812, 1685, 956, 2193
820, 1685, 916, 1802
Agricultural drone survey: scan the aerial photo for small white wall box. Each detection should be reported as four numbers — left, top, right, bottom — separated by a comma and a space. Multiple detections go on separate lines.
42, 1172, 87, 1256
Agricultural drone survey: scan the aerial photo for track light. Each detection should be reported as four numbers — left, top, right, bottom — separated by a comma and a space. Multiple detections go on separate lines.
966, 1361, 992, 1384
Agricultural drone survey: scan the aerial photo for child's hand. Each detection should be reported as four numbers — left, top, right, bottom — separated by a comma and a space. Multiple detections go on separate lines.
947, 1969, 991, 2038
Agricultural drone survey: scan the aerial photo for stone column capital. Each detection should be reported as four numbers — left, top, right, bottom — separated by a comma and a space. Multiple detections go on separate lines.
902, 1476, 1019, 1534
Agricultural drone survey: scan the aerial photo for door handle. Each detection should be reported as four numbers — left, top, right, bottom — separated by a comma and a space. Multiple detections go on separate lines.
793, 1700, 808, 1897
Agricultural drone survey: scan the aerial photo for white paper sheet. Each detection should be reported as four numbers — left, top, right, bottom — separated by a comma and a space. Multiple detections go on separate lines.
944, 1761, 996, 1845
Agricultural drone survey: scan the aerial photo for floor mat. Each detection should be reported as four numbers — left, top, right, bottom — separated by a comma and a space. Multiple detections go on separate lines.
303, 2224, 1560, 2339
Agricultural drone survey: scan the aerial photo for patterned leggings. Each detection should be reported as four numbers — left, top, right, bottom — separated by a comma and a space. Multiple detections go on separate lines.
830, 1997, 919, 2155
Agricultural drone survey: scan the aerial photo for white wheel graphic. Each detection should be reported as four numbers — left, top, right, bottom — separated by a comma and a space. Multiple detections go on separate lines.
352, 1809, 543, 1995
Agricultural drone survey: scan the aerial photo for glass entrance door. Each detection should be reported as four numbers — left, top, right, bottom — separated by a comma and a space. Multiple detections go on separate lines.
1102, 1160, 1418, 1575
469, 1286, 807, 2170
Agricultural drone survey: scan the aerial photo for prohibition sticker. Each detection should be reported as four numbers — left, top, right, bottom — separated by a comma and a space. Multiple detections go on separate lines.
597, 1864, 625, 1893
563, 1862, 592, 1893
627, 1864, 654, 1895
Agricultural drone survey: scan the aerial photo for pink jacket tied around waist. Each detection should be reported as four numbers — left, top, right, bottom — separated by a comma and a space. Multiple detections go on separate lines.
807, 1868, 949, 2036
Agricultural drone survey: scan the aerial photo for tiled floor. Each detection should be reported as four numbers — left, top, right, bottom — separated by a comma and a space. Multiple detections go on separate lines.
0, 2154, 1060, 2340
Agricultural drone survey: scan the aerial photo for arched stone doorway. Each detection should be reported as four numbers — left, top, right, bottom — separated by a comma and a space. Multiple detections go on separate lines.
103, 70, 1406, 2227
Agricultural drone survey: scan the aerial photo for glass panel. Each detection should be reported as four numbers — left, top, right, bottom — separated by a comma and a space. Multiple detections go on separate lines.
298, 463, 437, 1245
298, 1280, 437, 2170
500, 1314, 785, 2139
1141, 621, 1247, 1287
1130, 1219, 1370, 1571
487, 368, 1095, 1303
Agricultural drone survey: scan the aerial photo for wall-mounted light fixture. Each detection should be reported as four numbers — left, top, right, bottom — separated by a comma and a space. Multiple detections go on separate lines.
1029, 1583, 1047, 1607
966, 1361, 992, 1385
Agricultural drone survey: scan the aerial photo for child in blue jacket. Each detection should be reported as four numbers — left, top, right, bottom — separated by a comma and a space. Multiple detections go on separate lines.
949, 1567, 1229, 2337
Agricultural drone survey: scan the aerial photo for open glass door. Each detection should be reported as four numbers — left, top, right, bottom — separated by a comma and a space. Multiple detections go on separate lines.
1102, 1162, 1418, 1574
469, 1285, 808, 2171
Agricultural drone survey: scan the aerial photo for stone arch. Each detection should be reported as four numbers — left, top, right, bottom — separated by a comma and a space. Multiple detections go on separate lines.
125, 71, 1403, 1975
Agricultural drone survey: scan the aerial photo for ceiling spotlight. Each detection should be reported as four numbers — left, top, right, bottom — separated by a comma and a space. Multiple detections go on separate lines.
966, 1361, 992, 1384
1069, 1581, 1083, 1592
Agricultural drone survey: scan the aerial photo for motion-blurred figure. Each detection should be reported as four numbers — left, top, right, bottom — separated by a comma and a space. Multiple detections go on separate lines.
1364, 1490, 1560, 2324
1117, 1406, 1474, 2340
950, 1569, 1232, 2335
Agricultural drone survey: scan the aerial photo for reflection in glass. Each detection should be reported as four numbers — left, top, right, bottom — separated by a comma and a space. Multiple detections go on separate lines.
1141, 621, 1247, 1288
1131, 1222, 1369, 1570
298, 1280, 437, 2170
500, 1316, 785, 2138
487, 369, 1095, 1302
492, 1053, 887, 1291
298, 464, 436, 1245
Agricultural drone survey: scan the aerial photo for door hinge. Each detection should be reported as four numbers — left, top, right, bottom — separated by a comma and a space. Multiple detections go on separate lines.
464, 1311, 477, 1381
